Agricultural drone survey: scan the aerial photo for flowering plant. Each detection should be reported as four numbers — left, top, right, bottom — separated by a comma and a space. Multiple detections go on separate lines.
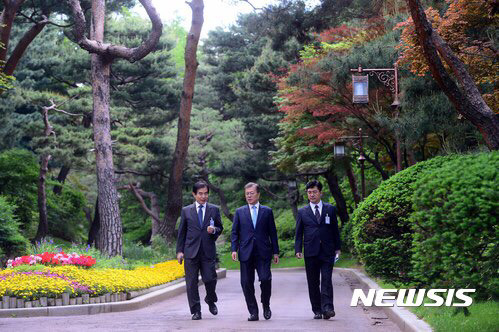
6, 252, 97, 268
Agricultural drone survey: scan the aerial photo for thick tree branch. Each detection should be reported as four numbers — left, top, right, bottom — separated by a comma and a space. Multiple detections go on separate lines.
128, 183, 161, 224
66, 0, 162, 62
406, 0, 499, 150
0, 0, 25, 63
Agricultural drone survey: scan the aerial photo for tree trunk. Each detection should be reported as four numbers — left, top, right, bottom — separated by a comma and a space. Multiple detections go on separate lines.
128, 184, 161, 241
324, 171, 349, 226
92, 0, 122, 257
161, 0, 204, 241
66, 0, 162, 255
287, 179, 299, 221
53, 165, 71, 195
344, 159, 360, 207
204, 178, 233, 221
406, 0, 499, 150
34, 154, 51, 242
87, 196, 100, 247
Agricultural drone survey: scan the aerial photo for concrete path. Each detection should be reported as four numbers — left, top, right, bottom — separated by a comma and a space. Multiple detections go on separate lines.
0, 269, 400, 332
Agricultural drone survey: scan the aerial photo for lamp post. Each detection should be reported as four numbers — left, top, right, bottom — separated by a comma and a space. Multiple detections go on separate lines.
351, 63, 402, 172
334, 128, 369, 199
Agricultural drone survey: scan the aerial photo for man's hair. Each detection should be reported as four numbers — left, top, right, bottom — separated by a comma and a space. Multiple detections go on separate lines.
192, 180, 209, 194
244, 182, 260, 193
306, 180, 322, 192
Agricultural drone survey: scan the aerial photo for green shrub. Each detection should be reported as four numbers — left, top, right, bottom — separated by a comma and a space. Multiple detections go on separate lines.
351, 155, 458, 284
278, 239, 296, 258
352, 152, 498, 297
410, 152, 498, 299
0, 196, 29, 262
0, 149, 38, 234
275, 209, 296, 241
46, 186, 87, 242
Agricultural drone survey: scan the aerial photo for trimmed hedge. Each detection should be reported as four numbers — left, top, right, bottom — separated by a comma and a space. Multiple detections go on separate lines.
351, 155, 454, 284
351, 152, 498, 298
410, 152, 498, 299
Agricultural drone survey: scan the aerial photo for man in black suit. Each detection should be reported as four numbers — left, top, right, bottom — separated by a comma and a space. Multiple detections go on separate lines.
295, 180, 341, 320
176, 181, 224, 320
231, 182, 279, 321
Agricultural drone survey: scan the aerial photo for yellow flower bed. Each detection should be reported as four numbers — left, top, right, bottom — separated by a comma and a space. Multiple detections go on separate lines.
0, 260, 184, 300
0, 273, 74, 299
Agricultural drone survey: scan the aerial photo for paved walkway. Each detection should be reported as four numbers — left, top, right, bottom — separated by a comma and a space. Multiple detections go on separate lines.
0, 269, 400, 332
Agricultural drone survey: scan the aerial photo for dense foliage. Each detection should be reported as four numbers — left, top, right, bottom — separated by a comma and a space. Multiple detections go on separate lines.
351, 152, 498, 299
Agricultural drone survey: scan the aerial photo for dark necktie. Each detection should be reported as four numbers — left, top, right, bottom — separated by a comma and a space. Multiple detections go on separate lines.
198, 205, 204, 227
314, 205, 321, 222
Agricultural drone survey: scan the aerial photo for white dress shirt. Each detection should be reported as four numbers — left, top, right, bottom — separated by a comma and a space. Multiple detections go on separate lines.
309, 200, 323, 216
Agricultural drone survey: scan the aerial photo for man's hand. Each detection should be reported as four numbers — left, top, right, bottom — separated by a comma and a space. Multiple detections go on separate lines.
335, 250, 341, 257
273, 254, 279, 264
231, 251, 238, 261
207, 225, 215, 234
296, 252, 303, 259
177, 252, 184, 265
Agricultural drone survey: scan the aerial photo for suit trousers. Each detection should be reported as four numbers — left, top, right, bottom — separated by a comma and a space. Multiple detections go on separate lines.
304, 252, 334, 313
184, 249, 218, 314
240, 249, 272, 315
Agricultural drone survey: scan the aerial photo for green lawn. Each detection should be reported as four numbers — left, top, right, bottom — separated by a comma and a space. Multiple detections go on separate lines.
374, 279, 499, 332
219, 252, 359, 270
411, 301, 499, 332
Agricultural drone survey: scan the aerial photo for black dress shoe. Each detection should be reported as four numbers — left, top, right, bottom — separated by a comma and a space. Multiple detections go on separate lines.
263, 306, 272, 320
248, 313, 259, 321
192, 312, 202, 320
313, 312, 322, 319
323, 310, 335, 320
208, 302, 218, 315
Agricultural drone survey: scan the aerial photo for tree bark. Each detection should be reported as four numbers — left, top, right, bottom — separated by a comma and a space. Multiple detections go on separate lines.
324, 170, 349, 226
204, 178, 233, 221
91, 0, 122, 256
128, 184, 161, 241
287, 179, 299, 221
34, 154, 51, 242
87, 196, 100, 247
406, 0, 499, 150
66, 0, 163, 256
53, 165, 71, 195
344, 159, 360, 207
0, 1, 24, 64
161, 0, 204, 241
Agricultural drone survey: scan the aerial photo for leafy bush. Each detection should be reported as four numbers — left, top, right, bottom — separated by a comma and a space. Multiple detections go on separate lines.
0, 196, 29, 263
0, 149, 88, 242
278, 239, 296, 258
410, 152, 498, 299
46, 186, 87, 242
275, 209, 296, 241
351, 155, 459, 284
0, 149, 38, 234
352, 152, 498, 297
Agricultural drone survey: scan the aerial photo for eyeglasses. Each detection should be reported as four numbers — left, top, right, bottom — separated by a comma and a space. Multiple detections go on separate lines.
245, 192, 258, 196
307, 190, 320, 195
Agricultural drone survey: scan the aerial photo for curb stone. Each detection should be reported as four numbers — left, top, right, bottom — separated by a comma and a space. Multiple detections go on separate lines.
337, 267, 432, 332
0, 268, 226, 318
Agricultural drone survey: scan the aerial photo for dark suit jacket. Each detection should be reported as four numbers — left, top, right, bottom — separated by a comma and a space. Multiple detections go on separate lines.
176, 202, 223, 259
231, 205, 279, 262
295, 202, 341, 259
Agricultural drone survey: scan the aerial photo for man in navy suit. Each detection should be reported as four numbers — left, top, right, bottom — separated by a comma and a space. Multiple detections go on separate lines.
295, 180, 341, 320
176, 181, 224, 320
231, 182, 279, 321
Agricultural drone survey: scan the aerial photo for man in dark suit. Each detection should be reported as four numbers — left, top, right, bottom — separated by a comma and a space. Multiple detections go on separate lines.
231, 182, 279, 321
295, 180, 341, 320
176, 181, 224, 320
